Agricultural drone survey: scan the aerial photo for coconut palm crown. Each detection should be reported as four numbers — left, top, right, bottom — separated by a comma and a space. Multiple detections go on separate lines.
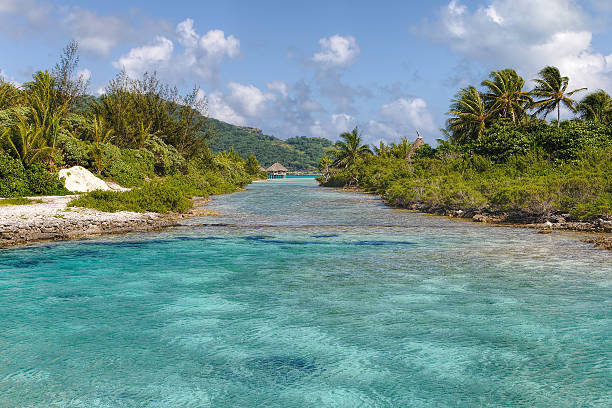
481, 69, 532, 124
531, 66, 586, 127
332, 127, 372, 168
578, 90, 612, 124
446, 86, 494, 143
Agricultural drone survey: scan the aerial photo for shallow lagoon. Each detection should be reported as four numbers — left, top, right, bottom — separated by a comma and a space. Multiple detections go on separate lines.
1, 178, 610, 407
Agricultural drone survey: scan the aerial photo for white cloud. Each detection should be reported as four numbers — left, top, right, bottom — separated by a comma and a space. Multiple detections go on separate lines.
425, 0, 612, 91
380, 98, 436, 133
65, 7, 126, 56
226, 82, 275, 117
113, 36, 174, 77
313, 35, 360, 69
267, 80, 288, 98
77, 68, 91, 82
0, 69, 20, 87
176, 19, 240, 82
112, 18, 239, 82
207, 91, 246, 126
309, 113, 356, 139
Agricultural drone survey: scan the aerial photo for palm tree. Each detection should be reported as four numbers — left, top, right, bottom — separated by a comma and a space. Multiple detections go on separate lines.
531, 66, 586, 127
373, 140, 390, 158
332, 127, 372, 168
446, 86, 495, 143
578, 90, 612, 124
389, 137, 411, 159
481, 69, 532, 123
89, 115, 115, 174
1, 112, 51, 166
318, 155, 333, 180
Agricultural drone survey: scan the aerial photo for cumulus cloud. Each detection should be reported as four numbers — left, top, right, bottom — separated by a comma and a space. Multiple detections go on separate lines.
309, 113, 356, 139
207, 91, 247, 125
64, 7, 127, 56
313, 35, 360, 69
113, 36, 174, 77
380, 98, 436, 133
175, 19, 240, 82
226, 82, 275, 117
113, 18, 240, 81
266, 80, 288, 98
423, 0, 612, 91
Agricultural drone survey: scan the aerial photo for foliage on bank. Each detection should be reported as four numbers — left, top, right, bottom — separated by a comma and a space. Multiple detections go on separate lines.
0, 41, 266, 212
320, 66, 612, 222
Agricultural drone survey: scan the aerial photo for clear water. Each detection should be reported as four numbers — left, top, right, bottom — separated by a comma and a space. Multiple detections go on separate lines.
1, 178, 610, 407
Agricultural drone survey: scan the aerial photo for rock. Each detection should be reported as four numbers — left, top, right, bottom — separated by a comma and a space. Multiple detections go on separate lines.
472, 214, 488, 223
538, 229, 552, 234
59, 166, 110, 193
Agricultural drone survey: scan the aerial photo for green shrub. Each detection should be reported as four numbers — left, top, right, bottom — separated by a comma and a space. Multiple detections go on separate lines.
26, 164, 70, 196
145, 136, 187, 176
69, 181, 192, 213
56, 133, 91, 167
0, 150, 28, 197
102, 146, 155, 187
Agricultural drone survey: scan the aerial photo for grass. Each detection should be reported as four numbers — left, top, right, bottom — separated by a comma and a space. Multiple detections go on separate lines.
0, 197, 43, 206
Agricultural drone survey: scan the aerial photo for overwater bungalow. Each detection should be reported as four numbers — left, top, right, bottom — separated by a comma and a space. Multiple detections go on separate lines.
266, 162, 288, 179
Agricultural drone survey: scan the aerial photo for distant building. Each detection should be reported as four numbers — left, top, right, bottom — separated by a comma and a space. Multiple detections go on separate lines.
407, 132, 426, 162
266, 162, 288, 179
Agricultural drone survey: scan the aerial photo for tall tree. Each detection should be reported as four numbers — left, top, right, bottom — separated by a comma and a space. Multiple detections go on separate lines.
446, 86, 494, 143
481, 69, 532, 123
531, 66, 586, 127
52, 40, 90, 111
332, 127, 372, 168
578, 90, 612, 124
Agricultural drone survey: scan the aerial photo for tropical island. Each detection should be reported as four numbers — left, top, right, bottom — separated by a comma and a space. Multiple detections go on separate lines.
0, 42, 330, 246
318, 66, 612, 245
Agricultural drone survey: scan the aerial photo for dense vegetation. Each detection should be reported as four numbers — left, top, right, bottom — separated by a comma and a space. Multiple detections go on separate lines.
320, 66, 612, 222
208, 120, 334, 171
0, 41, 265, 213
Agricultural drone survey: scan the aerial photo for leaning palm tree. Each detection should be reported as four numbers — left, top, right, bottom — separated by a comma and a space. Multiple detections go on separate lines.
578, 90, 612, 124
446, 86, 495, 143
481, 69, 532, 124
531, 66, 586, 127
332, 127, 372, 168
318, 155, 333, 181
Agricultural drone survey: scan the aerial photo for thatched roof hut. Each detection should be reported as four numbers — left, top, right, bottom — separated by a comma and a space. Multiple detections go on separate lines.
407, 132, 426, 162
266, 162, 288, 178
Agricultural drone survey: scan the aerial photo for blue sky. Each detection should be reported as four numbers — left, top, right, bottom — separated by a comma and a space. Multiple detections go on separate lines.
2, 0, 612, 145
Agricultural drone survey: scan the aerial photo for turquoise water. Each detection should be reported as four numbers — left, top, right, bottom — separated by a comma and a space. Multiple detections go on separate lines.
1, 178, 610, 407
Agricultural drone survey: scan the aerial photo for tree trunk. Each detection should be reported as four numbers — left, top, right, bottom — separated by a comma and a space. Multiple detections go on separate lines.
557, 103, 560, 127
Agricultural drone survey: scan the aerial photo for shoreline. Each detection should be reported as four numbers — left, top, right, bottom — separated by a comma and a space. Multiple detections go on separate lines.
330, 186, 612, 251
0, 196, 220, 249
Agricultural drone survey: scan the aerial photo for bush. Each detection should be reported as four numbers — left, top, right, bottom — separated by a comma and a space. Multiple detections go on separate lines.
69, 181, 192, 213
56, 133, 91, 167
0, 150, 28, 197
102, 146, 155, 187
145, 136, 187, 176
0, 151, 69, 197
26, 164, 70, 196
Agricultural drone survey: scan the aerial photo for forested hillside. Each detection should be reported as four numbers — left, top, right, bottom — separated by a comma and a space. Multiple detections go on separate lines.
207, 119, 334, 171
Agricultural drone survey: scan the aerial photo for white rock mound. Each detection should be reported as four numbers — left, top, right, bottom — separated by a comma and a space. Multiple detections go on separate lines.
59, 166, 110, 193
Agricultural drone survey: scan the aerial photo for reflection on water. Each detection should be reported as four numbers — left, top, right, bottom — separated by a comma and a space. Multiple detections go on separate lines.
0, 177, 610, 407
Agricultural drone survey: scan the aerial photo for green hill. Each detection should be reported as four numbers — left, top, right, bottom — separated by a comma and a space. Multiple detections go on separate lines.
207, 118, 334, 172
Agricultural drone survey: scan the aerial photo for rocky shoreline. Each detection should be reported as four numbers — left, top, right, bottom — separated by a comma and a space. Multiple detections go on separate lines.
336, 186, 612, 251
0, 196, 219, 249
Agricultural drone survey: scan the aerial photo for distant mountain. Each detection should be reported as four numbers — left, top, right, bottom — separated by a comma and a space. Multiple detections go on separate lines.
207, 118, 334, 171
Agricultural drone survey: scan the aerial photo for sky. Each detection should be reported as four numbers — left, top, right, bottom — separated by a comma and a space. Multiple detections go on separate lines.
2, 0, 612, 145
